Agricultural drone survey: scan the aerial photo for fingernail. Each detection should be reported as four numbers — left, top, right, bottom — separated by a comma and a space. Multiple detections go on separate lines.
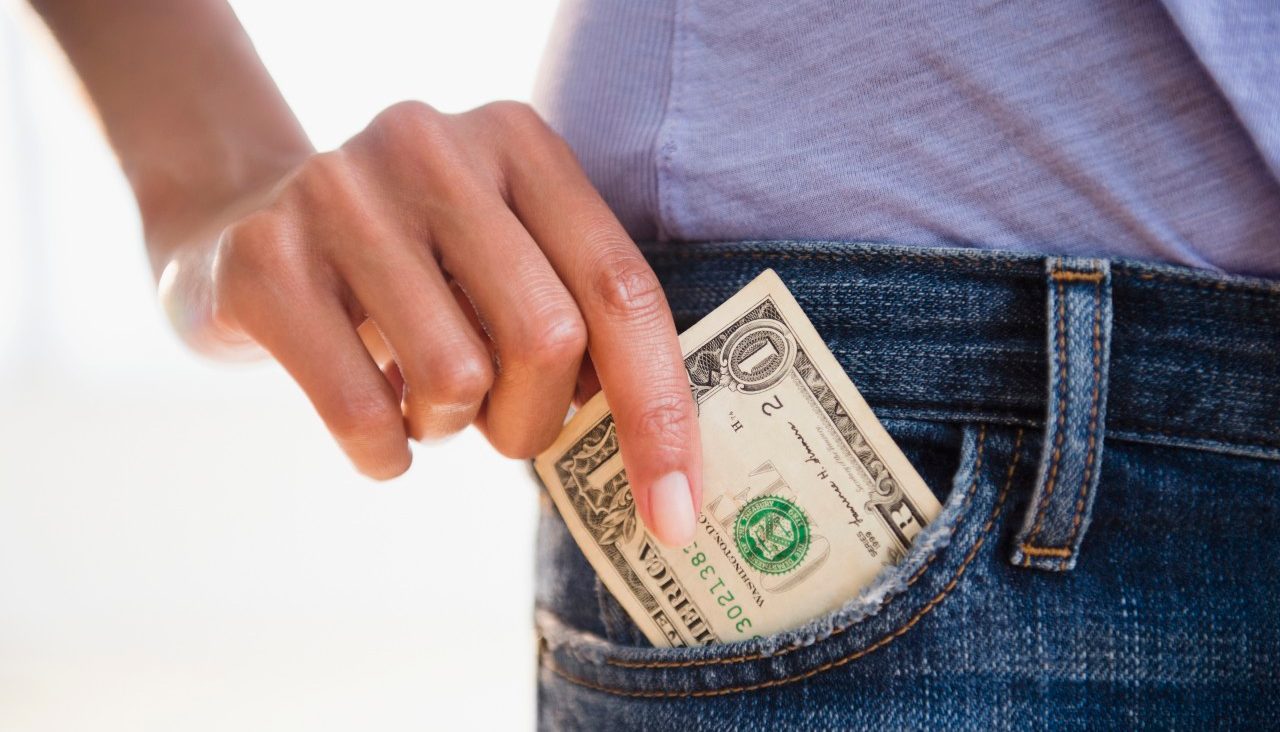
650, 471, 696, 547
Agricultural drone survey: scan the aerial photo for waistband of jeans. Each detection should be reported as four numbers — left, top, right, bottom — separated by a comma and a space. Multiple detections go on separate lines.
639, 239, 1280, 460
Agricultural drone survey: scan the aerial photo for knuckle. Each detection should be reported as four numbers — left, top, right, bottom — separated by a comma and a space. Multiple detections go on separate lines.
590, 252, 667, 319
365, 100, 450, 153
631, 392, 697, 451
212, 213, 294, 305
218, 213, 279, 271
520, 311, 588, 368
402, 350, 491, 442
477, 101, 569, 171
370, 100, 443, 137
477, 100, 545, 133
430, 350, 494, 407
290, 151, 356, 206
360, 100, 475, 201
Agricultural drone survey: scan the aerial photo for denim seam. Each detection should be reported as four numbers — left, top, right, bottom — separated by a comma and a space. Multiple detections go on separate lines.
600, 425, 990, 670
1124, 269, 1280, 294
873, 408, 1039, 429
1108, 428, 1280, 463
1122, 283, 1280, 301
540, 429, 1024, 697
880, 414, 1280, 458
1107, 421, 1280, 451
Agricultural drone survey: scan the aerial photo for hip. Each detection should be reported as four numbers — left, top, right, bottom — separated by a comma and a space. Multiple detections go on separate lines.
535, 239, 1280, 730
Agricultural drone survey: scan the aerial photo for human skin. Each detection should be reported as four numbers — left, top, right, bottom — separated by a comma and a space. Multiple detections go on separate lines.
29, 0, 701, 546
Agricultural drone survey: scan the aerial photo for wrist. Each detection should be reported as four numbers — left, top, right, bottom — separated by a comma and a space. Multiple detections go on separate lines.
131, 140, 310, 266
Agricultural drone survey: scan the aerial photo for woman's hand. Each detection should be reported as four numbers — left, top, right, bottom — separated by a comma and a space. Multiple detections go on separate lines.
31, 0, 699, 546
156, 101, 701, 546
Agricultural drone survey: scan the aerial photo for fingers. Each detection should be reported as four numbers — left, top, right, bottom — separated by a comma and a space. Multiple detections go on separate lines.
346, 101, 586, 460
286, 151, 495, 444
429, 204, 587, 459
212, 214, 411, 480
204, 98, 700, 524
335, 234, 494, 444
501, 125, 703, 547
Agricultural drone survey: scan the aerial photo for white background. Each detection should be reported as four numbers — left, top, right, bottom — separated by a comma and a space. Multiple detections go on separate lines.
0, 1, 560, 729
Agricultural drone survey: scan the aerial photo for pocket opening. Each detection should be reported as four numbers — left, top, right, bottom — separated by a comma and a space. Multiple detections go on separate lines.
539, 426, 1029, 697
539, 424, 1006, 677
538, 426, 1028, 698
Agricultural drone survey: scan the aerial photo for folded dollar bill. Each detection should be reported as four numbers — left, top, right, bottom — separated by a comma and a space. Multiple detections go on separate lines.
533, 269, 940, 647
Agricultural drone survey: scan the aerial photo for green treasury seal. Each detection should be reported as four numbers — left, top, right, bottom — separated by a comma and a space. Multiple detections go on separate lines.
734, 496, 810, 574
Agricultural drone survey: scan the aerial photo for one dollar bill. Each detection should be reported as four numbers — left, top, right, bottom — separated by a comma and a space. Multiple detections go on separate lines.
533, 268, 941, 647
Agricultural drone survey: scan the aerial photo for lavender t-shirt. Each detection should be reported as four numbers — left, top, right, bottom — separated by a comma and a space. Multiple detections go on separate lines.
532, 0, 1280, 277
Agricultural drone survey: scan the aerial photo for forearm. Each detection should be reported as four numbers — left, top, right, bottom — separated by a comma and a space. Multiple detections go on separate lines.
30, 0, 312, 273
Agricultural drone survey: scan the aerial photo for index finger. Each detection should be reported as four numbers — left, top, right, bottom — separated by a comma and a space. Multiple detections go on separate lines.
505, 136, 702, 547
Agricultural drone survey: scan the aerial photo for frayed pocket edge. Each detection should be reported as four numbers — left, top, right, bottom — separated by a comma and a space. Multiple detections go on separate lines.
538, 423, 992, 669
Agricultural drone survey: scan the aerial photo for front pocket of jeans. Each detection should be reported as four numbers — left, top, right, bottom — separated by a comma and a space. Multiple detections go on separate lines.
537, 422, 1021, 698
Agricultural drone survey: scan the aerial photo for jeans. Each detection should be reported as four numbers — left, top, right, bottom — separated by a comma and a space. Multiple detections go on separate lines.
533, 240, 1280, 730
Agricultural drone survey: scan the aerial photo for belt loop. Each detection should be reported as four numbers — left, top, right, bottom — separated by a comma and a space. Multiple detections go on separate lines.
1010, 257, 1113, 572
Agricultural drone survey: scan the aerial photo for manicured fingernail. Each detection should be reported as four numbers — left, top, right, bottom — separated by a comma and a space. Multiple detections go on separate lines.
650, 471, 696, 547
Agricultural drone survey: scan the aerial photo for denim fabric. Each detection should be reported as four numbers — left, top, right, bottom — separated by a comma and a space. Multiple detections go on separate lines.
1009, 257, 1113, 572
533, 240, 1280, 730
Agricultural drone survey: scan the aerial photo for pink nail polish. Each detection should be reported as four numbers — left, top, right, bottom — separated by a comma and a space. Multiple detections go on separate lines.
650, 471, 696, 547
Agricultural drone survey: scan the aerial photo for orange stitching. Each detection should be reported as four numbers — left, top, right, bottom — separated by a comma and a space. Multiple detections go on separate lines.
1025, 274, 1068, 544
1018, 544, 1072, 558
1126, 267, 1280, 294
606, 425, 990, 670
541, 430, 1025, 697
1050, 271, 1104, 283
1056, 277, 1106, 570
